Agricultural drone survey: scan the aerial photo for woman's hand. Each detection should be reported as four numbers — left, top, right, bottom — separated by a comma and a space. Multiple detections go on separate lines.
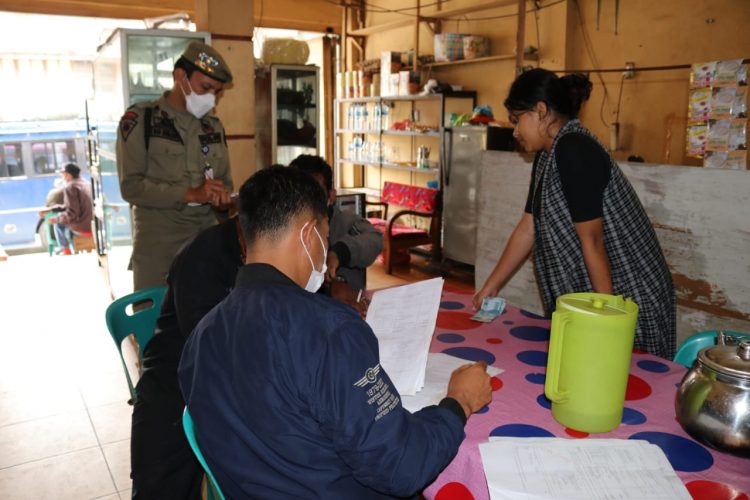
472, 286, 497, 311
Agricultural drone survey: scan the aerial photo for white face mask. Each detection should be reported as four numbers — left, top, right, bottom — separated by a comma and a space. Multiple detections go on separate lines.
300, 222, 327, 293
180, 77, 215, 119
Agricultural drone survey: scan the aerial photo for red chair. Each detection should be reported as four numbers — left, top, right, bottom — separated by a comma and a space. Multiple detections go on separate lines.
366, 182, 442, 274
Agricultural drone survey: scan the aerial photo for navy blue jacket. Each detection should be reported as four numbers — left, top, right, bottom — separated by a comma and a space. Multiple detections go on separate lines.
178, 263, 465, 499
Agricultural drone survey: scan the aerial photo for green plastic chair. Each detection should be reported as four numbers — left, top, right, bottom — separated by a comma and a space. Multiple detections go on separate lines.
43, 212, 60, 256
673, 329, 750, 368
105, 286, 166, 403
183, 407, 226, 500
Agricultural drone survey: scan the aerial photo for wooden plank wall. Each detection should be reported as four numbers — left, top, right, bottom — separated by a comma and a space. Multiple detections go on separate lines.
476, 151, 750, 344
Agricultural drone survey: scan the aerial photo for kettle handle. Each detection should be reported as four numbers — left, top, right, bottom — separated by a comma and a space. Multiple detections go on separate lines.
545, 311, 570, 403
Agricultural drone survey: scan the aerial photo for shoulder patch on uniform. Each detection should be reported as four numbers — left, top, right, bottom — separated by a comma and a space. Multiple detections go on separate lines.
119, 111, 138, 141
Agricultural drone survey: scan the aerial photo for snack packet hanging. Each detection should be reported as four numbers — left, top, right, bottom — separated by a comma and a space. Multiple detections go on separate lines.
691, 61, 717, 88
714, 59, 744, 87
689, 88, 712, 120
687, 122, 708, 156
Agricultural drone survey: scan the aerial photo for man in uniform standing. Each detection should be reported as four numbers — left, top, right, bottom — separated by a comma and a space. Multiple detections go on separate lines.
116, 41, 234, 290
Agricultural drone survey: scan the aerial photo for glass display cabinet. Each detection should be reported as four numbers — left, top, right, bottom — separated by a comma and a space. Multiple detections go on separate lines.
90, 28, 209, 296
255, 64, 320, 168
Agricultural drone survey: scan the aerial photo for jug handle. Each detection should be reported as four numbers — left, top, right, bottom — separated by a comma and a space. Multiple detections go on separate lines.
545, 311, 569, 403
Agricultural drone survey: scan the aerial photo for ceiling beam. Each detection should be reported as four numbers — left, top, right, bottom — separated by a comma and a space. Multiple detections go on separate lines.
0, 0, 192, 20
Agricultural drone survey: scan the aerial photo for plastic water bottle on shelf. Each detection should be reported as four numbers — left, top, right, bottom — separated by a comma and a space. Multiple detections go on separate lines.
363, 105, 370, 131
355, 137, 363, 162
381, 103, 390, 131
373, 103, 382, 131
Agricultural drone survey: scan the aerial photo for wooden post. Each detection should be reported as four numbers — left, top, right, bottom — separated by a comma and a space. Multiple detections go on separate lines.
341, 4, 348, 72
515, 0, 526, 73
323, 35, 334, 166
414, 0, 421, 71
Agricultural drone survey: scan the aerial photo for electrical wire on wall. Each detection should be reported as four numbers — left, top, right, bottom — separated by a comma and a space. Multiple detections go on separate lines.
326, 0, 566, 20
533, 0, 542, 67
572, 0, 614, 128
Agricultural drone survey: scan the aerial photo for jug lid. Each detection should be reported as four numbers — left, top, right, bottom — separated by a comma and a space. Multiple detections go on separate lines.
699, 341, 750, 380
556, 293, 637, 317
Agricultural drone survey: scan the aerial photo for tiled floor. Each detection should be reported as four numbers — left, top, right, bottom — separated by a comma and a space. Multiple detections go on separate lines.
0, 251, 132, 500
0, 248, 473, 499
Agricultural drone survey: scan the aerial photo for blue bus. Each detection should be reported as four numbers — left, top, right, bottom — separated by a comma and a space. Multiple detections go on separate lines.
0, 120, 131, 250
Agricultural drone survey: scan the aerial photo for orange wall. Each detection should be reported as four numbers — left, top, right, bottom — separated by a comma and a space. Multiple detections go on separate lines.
353, 0, 750, 165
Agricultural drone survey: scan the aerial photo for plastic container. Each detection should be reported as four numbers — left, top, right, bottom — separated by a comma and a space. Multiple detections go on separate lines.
545, 293, 639, 433
261, 39, 309, 65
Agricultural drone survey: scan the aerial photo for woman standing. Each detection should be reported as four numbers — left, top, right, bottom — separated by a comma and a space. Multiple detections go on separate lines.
474, 68, 675, 359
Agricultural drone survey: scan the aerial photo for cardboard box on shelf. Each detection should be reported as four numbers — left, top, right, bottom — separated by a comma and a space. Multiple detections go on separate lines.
380, 51, 402, 96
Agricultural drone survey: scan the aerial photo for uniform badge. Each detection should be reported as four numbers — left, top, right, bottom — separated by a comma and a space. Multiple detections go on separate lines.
201, 145, 209, 155
119, 110, 138, 141
201, 120, 214, 134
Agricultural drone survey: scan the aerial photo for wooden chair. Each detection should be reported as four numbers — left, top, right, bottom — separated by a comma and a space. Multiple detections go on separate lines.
366, 182, 442, 274
72, 233, 96, 253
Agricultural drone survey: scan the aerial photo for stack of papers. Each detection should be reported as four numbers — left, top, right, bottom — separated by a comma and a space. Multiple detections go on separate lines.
365, 278, 445, 395
401, 352, 503, 412
479, 437, 691, 499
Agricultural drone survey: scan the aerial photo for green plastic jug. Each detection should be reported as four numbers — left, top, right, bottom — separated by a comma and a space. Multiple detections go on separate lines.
545, 293, 639, 433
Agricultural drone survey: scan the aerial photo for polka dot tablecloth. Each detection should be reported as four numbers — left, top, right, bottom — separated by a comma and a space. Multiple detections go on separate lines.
425, 292, 750, 500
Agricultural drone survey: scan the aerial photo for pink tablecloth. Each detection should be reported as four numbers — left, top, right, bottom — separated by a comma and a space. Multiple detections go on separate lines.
423, 289, 750, 500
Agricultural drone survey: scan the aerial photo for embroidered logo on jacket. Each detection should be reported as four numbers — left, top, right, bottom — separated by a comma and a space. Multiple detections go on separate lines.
151, 110, 183, 144
119, 110, 138, 141
354, 364, 381, 387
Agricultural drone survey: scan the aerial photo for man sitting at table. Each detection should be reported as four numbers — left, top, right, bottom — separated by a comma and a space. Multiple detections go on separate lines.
290, 154, 383, 292
178, 166, 492, 498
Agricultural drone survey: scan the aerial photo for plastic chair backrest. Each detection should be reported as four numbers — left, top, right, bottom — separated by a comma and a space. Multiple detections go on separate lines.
105, 286, 166, 401
183, 408, 226, 500
673, 329, 750, 368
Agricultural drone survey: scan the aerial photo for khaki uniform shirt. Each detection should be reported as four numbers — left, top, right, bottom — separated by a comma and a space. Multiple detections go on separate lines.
116, 92, 232, 290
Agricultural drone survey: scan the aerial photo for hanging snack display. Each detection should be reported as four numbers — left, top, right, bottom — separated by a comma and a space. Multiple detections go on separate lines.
687, 59, 747, 170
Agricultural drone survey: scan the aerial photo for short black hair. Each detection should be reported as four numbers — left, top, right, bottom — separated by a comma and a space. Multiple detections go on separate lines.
238, 165, 328, 246
62, 163, 81, 178
504, 68, 592, 120
289, 155, 333, 191
173, 57, 196, 79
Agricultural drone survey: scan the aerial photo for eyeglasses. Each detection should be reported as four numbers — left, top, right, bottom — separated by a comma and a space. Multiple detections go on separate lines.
508, 110, 530, 126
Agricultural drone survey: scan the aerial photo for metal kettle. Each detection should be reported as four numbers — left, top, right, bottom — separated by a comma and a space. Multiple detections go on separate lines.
675, 332, 750, 457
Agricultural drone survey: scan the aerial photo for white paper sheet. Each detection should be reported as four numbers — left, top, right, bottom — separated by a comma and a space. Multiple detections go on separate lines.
401, 353, 504, 412
479, 437, 691, 500
365, 277, 444, 396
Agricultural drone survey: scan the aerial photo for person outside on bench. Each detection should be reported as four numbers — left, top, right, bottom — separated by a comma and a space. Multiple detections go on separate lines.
38, 163, 93, 255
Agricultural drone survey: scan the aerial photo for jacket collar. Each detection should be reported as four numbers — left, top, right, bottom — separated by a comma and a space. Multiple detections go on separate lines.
235, 263, 299, 289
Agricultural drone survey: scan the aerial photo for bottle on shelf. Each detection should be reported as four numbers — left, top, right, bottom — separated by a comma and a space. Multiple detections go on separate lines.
373, 103, 381, 131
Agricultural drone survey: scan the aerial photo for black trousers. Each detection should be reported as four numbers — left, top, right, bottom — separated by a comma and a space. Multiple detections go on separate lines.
131, 367, 203, 500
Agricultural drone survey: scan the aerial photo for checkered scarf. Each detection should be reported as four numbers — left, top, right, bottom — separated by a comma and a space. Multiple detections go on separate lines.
532, 120, 676, 359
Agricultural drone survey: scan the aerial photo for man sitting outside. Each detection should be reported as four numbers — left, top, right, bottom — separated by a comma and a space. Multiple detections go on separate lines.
179, 166, 491, 498
39, 163, 93, 255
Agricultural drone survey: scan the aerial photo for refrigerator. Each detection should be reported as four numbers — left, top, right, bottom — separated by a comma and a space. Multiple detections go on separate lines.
442, 127, 486, 265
